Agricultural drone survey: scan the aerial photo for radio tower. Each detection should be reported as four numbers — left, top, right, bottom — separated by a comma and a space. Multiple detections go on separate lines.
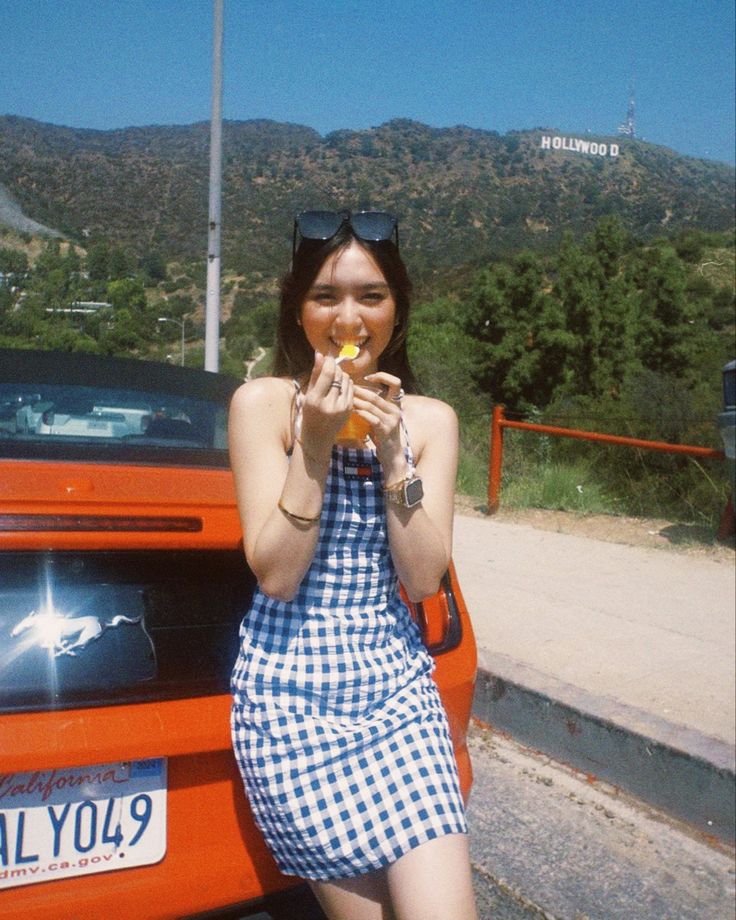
619, 77, 636, 138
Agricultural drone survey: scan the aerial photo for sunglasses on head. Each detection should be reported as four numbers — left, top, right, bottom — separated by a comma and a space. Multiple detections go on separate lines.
293, 210, 399, 259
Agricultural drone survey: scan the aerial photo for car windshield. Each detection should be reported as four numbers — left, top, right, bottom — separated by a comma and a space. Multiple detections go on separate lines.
0, 350, 240, 466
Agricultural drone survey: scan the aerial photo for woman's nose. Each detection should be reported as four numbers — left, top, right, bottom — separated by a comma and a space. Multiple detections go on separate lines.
334, 297, 361, 327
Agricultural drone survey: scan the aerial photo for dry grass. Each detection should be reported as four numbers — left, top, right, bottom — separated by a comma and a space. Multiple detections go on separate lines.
454, 494, 735, 563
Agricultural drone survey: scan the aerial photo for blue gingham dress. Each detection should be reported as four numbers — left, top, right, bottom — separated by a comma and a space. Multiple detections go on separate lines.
231, 388, 467, 880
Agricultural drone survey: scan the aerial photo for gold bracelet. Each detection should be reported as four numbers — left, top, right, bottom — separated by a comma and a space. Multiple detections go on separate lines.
278, 498, 322, 525
384, 474, 412, 491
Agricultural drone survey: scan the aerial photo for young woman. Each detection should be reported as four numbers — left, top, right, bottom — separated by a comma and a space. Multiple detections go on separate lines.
229, 211, 478, 920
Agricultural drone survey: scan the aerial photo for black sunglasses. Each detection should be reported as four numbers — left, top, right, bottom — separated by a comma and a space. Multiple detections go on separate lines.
293, 210, 399, 258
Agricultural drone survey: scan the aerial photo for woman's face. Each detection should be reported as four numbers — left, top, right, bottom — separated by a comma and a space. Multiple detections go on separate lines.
299, 240, 397, 378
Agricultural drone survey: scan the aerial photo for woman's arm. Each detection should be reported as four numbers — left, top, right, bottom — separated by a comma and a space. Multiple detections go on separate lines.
353, 379, 458, 601
228, 377, 325, 600
384, 396, 458, 601
228, 355, 353, 601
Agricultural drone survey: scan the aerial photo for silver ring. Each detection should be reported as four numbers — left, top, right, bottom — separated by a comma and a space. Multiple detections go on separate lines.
330, 381, 342, 392
391, 388, 405, 403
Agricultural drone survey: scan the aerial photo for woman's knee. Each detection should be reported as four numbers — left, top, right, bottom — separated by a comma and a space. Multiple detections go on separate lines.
309, 869, 394, 920
386, 833, 478, 920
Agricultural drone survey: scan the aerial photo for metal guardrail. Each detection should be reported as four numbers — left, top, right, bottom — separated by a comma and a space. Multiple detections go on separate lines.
487, 404, 726, 515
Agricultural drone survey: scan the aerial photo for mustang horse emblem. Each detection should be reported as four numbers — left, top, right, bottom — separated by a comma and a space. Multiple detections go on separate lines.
11, 610, 143, 657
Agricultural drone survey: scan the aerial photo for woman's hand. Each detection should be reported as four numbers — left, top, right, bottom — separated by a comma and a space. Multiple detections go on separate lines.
354, 372, 410, 481
300, 351, 353, 458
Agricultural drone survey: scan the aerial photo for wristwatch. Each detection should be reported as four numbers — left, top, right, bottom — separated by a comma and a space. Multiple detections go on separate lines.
383, 475, 424, 508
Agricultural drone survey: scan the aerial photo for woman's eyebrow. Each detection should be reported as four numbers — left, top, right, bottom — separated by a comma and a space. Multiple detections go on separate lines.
308, 281, 390, 293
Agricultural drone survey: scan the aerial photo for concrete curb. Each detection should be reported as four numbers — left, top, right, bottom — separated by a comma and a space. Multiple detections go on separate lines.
472, 648, 736, 846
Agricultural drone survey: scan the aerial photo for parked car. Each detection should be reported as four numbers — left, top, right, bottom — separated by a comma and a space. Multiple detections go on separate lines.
0, 348, 477, 919
718, 359, 735, 462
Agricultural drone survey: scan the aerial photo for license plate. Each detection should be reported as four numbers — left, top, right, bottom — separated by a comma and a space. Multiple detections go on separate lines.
0, 758, 166, 889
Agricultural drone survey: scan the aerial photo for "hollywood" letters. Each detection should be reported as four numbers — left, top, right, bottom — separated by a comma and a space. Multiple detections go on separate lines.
540, 135, 620, 157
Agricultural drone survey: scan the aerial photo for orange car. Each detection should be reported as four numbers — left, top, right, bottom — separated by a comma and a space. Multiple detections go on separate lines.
0, 349, 477, 919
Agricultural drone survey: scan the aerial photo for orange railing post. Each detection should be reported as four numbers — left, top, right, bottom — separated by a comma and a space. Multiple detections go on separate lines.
487, 405, 505, 515
485, 404, 726, 516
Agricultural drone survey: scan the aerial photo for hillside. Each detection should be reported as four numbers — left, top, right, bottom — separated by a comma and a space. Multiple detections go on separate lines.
0, 115, 733, 284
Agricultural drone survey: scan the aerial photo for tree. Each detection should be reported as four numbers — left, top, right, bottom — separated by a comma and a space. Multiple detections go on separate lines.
36, 324, 100, 353
463, 252, 569, 410
140, 251, 167, 285
106, 277, 147, 312
108, 246, 132, 280
226, 296, 278, 348
552, 238, 604, 397
0, 247, 29, 276
25, 240, 88, 314
63, 245, 81, 275
99, 308, 145, 354
408, 312, 484, 419
0, 285, 13, 316
631, 246, 693, 378
86, 241, 110, 282
591, 215, 630, 280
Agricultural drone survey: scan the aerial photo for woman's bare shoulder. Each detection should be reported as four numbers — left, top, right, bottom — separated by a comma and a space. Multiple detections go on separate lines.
230, 376, 295, 415
229, 377, 296, 450
402, 395, 458, 457
403, 394, 458, 431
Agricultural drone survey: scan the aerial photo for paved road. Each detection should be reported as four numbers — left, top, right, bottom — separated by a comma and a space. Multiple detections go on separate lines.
467, 722, 735, 920
234, 513, 736, 919
235, 721, 735, 920
452, 513, 736, 749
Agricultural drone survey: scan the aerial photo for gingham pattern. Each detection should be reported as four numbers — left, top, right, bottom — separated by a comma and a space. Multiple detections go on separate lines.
231, 396, 467, 880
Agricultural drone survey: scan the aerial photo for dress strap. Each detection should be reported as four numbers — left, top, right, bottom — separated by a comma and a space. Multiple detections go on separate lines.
292, 379, 303, 442
399, 411, 416, 474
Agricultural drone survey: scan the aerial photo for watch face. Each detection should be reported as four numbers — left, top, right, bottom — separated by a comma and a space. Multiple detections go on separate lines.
405, 477, 424, 507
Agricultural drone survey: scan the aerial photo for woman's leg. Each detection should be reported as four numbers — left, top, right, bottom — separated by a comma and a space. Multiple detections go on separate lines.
309, 869, 395, 920
385, 833, 478, 920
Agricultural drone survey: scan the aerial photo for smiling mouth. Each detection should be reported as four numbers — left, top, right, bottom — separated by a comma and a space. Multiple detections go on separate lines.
331, 338, 368, 355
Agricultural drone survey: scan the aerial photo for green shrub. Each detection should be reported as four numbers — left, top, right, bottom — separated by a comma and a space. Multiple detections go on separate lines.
501, 460, 619, 515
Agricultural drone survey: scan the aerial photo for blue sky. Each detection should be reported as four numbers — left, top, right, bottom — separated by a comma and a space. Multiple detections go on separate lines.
1, 0, 734, 164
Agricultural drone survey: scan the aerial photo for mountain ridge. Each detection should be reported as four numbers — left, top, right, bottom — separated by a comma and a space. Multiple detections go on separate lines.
1, 115, 733, 281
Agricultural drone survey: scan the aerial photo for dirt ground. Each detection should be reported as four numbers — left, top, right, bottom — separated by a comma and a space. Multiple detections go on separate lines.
454, 494, 735, 564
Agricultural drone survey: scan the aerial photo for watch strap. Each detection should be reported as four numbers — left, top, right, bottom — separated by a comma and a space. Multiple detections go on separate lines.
383, 475, 423, 508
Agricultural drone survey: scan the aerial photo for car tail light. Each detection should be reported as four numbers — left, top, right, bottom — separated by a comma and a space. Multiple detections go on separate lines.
402, 570, 463, 655
0, 515, 203, 532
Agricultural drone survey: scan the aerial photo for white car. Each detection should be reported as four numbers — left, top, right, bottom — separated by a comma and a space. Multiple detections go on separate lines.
93, 403, 152, 435
36, 408, 131, 439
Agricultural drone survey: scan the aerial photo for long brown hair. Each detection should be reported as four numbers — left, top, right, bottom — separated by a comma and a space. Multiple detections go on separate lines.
272, 224, 420, 393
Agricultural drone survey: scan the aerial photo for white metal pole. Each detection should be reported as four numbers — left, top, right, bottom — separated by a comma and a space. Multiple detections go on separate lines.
205, 0, 224, 372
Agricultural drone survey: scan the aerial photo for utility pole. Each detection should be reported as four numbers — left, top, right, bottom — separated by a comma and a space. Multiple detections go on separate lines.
205, 0, 224, 372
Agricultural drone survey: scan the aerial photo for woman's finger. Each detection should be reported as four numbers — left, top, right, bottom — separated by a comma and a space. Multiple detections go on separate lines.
307, 350, 326, 391
353, 384, 397, 415
362, 372, 403, 403
353, 388, 401, 442
328, 369, 352, 404
310, 354, 342, 398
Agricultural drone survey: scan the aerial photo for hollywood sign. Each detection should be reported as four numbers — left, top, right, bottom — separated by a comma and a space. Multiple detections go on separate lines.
540, 135, 620, 158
